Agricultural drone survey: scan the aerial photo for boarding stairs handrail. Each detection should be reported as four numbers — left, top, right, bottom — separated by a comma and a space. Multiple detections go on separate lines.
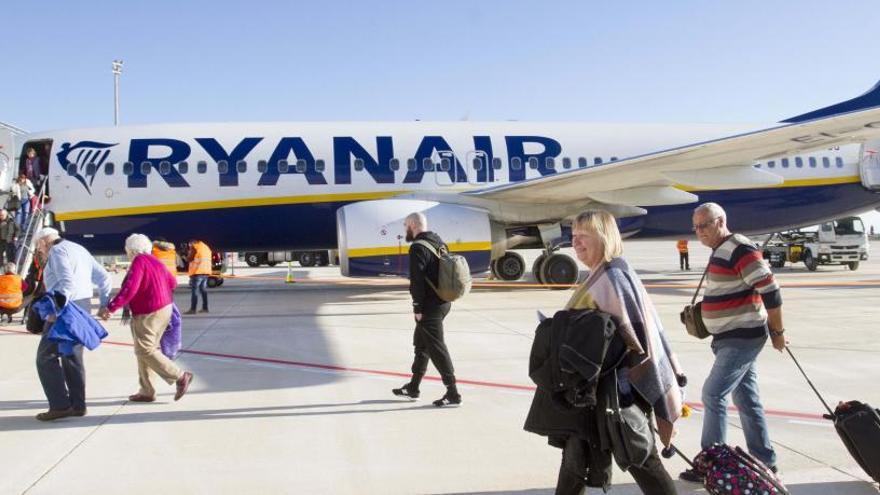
15, 180, 48, 278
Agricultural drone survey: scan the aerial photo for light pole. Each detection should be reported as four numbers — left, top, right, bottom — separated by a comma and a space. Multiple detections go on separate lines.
112, 60, 123, 126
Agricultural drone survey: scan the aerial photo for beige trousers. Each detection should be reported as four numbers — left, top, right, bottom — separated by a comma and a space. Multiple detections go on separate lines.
130, 304, 182, 397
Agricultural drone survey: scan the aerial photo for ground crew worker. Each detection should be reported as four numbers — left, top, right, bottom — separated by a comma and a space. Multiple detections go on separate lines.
0, 262, 24, 323
677, 239, 690, 270
185, 239, 212, 315
151, 238, 178, 276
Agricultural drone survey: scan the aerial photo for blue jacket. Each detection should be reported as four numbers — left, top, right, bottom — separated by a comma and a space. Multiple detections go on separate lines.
34, 293, 108, 355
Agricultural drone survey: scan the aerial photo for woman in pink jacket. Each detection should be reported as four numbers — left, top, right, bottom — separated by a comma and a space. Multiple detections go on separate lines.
99, 234, 193, 402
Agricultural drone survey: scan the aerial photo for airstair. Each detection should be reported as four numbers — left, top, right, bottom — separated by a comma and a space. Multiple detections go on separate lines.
15, 181, 49, 278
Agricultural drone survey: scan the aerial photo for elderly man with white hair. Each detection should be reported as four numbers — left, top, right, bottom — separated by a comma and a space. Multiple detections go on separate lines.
33, 226, 112, 421
99, 234, 193, 403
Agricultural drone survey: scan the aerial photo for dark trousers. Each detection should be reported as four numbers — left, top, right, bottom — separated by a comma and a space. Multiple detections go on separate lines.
679, 252, 690, 270
0, 241, 14, 265
409, 303, 456, 388
189, 275, 208, 311
36, 298, 91, 411
556, 436, 677, 495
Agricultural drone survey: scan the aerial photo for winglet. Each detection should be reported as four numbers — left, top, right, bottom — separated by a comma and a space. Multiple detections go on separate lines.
782, 80, 880, 123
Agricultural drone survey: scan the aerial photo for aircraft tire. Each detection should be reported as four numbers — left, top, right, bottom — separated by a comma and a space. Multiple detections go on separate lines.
489, 258, 500, 279
532, 254, 547, 284
496, 252, 525, 281
804, 250, 818, 271
540, 253, 579, 288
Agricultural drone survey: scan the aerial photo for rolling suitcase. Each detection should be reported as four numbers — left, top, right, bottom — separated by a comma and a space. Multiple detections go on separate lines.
786, 347, 880, 483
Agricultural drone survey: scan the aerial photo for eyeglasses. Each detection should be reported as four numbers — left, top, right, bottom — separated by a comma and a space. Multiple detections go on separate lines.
692, 217, 719, 232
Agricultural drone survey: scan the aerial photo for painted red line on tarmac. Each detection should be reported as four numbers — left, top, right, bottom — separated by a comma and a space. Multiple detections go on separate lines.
0, 327, 824, 419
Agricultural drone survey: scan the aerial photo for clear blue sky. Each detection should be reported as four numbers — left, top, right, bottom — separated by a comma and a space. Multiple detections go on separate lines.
5, 0, 880, 226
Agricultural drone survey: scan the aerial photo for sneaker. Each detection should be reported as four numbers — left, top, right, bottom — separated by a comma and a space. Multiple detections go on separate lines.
71, 408, 87, 417
679, 468, 705, 483
432, 393, 462, 407
198, 308, 209, 314
392, 384, 420, 400
36, 408, 74, 421
183, 309, 197, 315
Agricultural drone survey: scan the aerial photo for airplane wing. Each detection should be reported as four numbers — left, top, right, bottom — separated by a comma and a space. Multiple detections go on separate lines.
466, 82, 880, 206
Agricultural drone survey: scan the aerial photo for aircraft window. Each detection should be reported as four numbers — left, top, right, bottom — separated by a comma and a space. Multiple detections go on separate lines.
278, 160, 289, 173
578, 157, 588, 168
407, 158, 417, 171
835, 157, 844, 168
545, 157, 555, 170
562, 157, 571, 169
295, 159, 306, 173
422, 157, 434, 171
257, 160, 268, 173
178, 161, 188, 174
594, 157, 603, 165
781, 158, 790, 168
316, 159, 326, 172
86, 163, 98, 176
389, 158, 399, 171
217, 160, 229, 174
66, 164, 77, 176
237, 160, 247, 173
767, 161, 775, 168
492, 157, 502, 170
472, 157, 483, 171
528, 157, 539, 169
795, 157, 803, 168
353, 158, 364, 171
511, 157, 522, 170
105, 162, 115, 175
197, 161, 207, 174
822, 157, 830, 168
159, 161, 171, 176
610, 156, 618, 162
809, 157, 817, 168
141, 162, 152, 175
123, 162, 133, 175
438, 158, 451, 172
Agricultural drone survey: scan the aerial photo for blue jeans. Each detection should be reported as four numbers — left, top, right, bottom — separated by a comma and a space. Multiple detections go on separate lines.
701, 334, 776, 467
18, 198, 30, 229
189, 275, 208, 311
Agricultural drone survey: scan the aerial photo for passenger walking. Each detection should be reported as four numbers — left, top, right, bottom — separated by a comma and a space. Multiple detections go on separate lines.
0, 209, 21, 265
391, 212, 461, 407
0, 262, 25, 323
680, 202, 787, 482
21, 147, 41, 185
33, 227, 112, 421
550, 210, 683, 495
676, 239, 690, 270
98, 234, 193, 402
11, 174, 36, 229
185, 239, 211, 315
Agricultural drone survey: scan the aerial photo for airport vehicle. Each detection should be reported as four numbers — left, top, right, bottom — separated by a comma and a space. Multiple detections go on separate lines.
243, 250, 334, 268
4, 80, 880, 285
763, 216, 869, 271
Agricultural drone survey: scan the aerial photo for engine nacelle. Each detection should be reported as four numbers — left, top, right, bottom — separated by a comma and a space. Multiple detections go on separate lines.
337, 199, 492, 277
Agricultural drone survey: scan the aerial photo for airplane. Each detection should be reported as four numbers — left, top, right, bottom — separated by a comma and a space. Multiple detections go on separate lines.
2, 80, 880, 286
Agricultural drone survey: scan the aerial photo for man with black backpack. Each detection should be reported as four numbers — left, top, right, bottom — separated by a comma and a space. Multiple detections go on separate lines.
392, 211, 461, 407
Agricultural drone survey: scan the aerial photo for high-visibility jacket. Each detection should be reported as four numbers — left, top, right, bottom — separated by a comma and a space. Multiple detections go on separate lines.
188, 241, 213, 276
152, 244, 178, 276
0, 274, 23, 309
676, 240, 689, 254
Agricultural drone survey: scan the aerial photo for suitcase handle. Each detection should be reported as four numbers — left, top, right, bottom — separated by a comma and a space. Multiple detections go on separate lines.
785, 346, 835, 417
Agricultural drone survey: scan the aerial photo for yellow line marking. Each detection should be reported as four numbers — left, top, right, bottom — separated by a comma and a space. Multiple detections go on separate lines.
678, 175, 860, 192
348, 241, 492, 258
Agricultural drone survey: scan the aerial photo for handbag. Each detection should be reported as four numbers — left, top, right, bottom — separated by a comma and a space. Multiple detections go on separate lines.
603, 369, 655, 469
680, 263, 710, 339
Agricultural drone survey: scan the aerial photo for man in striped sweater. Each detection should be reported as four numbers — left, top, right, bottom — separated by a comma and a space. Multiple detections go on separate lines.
680, 202, 788, 482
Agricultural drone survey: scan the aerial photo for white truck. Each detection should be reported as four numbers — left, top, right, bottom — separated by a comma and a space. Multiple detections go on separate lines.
762, 216, 870, 271
243, 250, 336, 268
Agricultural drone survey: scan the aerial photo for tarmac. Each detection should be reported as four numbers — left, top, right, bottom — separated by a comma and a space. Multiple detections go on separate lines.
1, 240, 878, 494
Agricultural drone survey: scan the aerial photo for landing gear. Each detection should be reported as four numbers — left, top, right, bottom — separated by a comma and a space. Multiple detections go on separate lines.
540, 253, 579, 286
494, 251, 526, 281
532, 254, 547, 284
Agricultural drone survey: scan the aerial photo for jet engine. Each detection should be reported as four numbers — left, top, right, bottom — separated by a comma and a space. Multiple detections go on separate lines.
336, 199, 492, 277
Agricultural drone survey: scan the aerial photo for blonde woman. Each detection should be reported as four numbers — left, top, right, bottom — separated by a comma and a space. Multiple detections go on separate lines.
556, 210, 685, 495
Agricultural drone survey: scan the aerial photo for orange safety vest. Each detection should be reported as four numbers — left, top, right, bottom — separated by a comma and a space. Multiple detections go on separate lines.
152, 245, 178, 276
0, 274, 23, 309
677, 240, 689, 253
188, 241, 213, 276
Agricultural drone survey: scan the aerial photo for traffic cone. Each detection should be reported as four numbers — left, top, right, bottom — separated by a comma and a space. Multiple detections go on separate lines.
285, 261, 295, 284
